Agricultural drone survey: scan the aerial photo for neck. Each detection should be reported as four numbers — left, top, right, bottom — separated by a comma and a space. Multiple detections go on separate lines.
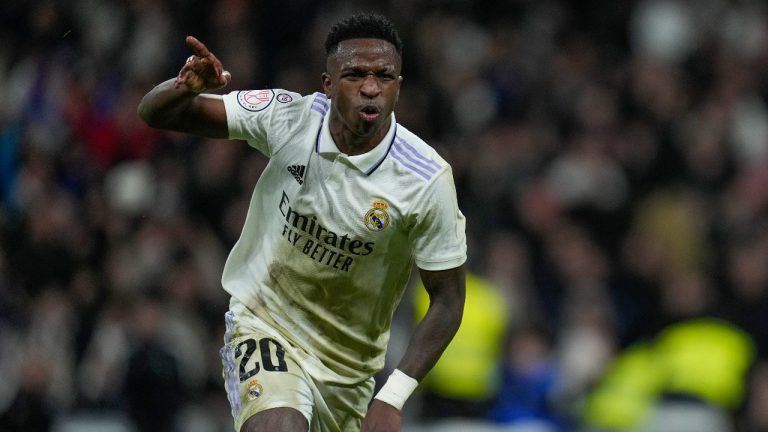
329, 115, 391, 156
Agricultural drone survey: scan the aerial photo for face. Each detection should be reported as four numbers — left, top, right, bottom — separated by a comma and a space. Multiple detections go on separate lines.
322, 38, 402, 149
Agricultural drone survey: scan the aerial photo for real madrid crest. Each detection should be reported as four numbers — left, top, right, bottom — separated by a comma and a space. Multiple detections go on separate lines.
247, 379, 263, 400
364, 200, 390, 232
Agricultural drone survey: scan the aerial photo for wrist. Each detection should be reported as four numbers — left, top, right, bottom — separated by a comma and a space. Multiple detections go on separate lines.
373, 369, 418, 411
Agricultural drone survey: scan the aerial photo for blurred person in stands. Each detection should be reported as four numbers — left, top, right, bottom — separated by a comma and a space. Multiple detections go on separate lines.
745, 361, 768, 432
538, 222, 617, 412
488, 326, 563, 432
0, 357, 54, 432
124, 298, 184, 432
138, 12, 466, 432
721, 224, 768, 357
582, 261, 755, 432
581, 317, 755, 432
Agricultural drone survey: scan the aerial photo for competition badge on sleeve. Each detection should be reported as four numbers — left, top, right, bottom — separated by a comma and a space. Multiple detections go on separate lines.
237, 90, 275, 112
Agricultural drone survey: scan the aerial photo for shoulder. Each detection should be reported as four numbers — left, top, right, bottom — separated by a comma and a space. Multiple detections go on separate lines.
223, 90, 328, 153
388, 124, 450, 183
227, 89, 325, 117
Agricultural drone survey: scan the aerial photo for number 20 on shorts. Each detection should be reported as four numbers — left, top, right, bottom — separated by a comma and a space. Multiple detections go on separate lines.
236, 337, 289, 382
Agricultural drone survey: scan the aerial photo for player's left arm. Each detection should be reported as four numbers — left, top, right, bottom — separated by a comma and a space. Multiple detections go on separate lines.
362, 264, 466, 431
397, 264, 466, 379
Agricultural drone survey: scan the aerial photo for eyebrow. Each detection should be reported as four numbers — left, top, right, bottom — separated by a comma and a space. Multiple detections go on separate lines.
340, 63, 397, 73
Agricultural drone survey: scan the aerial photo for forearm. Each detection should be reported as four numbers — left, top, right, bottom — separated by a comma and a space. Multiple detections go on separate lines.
396, 296, 463, 380
138, 78, 198, 130
370, 275, 463, 413
138, 78, 227, 137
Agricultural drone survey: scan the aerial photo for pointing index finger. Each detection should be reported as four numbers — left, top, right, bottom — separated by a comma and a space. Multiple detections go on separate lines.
186, 35, 212, 58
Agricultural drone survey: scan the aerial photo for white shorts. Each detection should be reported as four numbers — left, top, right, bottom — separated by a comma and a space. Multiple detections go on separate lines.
220, 299, 375, 432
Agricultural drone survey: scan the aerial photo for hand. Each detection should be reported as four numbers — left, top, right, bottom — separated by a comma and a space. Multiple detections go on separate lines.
361, 400, 402, 432
175, 36, 231, 93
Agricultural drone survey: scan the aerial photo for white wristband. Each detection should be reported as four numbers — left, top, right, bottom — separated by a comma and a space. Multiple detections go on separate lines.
373, 369, 419, 410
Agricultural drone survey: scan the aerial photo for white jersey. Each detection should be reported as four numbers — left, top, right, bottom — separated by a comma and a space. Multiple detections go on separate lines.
221, 89, 467, 384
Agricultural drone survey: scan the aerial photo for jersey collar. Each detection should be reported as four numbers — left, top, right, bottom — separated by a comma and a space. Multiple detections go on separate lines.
316, 103, 397, 176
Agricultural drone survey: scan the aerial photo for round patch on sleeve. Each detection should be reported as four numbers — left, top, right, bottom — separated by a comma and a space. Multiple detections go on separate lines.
276, 93, 293, 103
237, 90, 275, 112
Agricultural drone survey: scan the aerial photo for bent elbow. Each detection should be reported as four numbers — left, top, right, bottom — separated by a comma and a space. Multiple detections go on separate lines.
137, 100, 158, 128
138, 107, 172, 131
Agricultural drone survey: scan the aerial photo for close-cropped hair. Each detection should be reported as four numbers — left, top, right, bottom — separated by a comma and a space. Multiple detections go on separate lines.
324, 13, 403, 56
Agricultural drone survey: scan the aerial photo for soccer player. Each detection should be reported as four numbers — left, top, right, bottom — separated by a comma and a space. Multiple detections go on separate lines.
138, 13, 466, 432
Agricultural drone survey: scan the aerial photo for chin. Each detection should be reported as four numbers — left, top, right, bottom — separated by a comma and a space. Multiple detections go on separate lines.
356, 122, 383, 136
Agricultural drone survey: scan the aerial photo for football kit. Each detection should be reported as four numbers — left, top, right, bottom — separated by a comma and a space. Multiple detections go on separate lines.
219, 89, 467, 431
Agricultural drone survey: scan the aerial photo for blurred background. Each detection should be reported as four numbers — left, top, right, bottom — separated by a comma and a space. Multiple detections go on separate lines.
2, 0, 768, 431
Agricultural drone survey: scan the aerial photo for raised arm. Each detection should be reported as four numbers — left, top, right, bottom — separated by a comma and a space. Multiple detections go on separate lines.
362, 264, 466, 431
138, 36, 230, 138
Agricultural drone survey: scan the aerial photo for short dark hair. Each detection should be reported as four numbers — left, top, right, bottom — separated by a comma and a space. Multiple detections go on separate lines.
324, 13, 403, 56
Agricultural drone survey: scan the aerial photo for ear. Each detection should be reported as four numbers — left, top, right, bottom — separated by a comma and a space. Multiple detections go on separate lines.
321, 72, 332, 97
394, 75, 403, 103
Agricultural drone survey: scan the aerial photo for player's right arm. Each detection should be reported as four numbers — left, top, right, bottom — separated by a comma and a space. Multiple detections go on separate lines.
138, 36, 230, 138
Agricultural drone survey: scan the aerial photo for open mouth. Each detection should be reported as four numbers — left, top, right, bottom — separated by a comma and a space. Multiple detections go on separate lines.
359, 105, 380, 122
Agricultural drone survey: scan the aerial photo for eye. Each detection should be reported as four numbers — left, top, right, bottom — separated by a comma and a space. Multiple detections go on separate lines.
342, 70, 366, 80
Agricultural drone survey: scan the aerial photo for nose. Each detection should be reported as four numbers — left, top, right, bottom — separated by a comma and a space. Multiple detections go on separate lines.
360, 75, 381, 98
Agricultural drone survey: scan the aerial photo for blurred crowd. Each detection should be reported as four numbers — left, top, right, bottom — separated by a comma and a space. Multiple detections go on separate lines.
2, 0, 768, 431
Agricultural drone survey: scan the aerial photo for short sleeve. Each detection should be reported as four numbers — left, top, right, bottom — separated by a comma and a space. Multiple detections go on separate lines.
410, 168, 467, 271
222, 89, 283, 156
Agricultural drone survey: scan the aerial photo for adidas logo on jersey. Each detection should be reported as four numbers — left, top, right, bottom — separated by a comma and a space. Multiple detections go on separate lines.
287, 165, 305, 185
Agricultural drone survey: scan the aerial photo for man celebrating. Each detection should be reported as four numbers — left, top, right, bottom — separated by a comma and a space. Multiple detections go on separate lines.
138, 13, 466, 432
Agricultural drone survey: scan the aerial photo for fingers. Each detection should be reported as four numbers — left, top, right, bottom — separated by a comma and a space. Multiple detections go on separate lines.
175, 64, 230, 91
174, 66, 193, 89
175, 60, 200, 90
185, 35, 224, 74
212, 58, 223, 79
211, 70, 231, 88
186, 35, 213, 59
176, 36, 231, 91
